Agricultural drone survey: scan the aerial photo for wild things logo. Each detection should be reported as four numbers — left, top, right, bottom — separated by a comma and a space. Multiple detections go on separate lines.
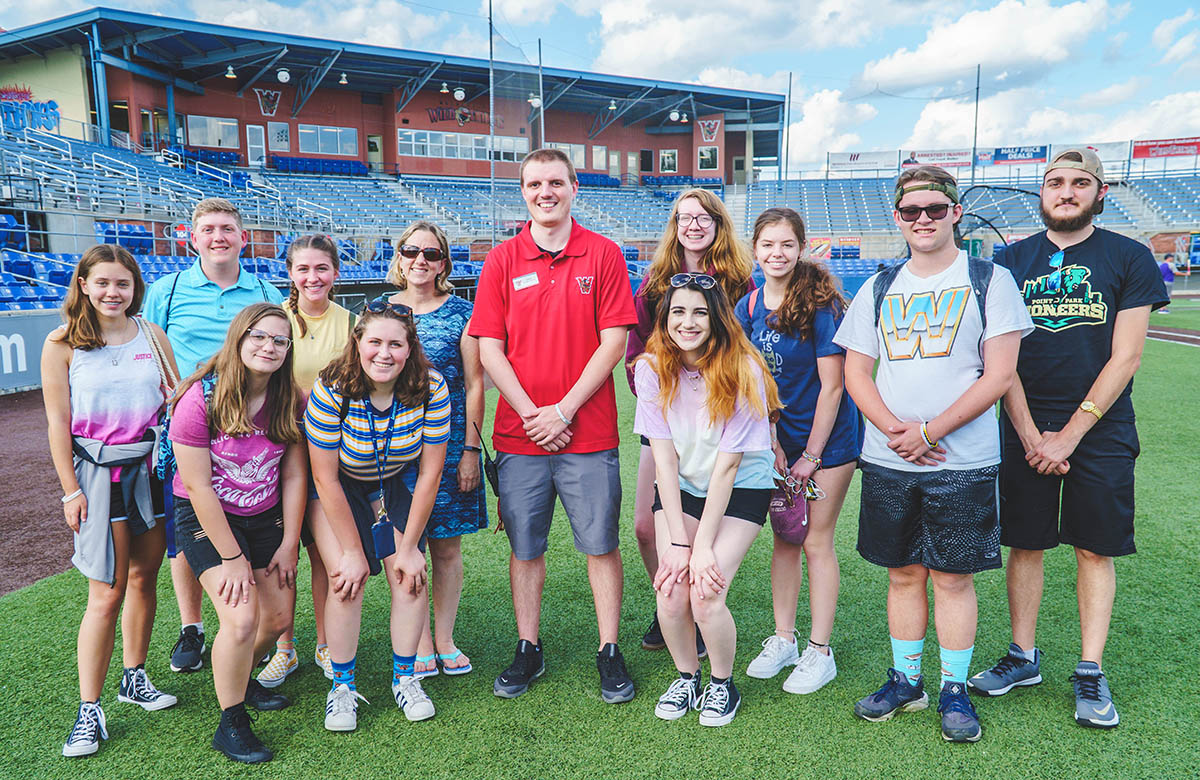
1021, 265, 1107, 332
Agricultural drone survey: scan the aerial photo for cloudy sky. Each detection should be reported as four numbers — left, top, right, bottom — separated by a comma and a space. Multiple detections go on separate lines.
4, 0, 1198, 170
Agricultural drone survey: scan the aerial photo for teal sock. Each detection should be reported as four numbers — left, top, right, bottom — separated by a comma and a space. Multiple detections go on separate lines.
891, 636, 924, 685
393, 653, 415, 684
332, 657, 356, 691
940, 645, 974, 689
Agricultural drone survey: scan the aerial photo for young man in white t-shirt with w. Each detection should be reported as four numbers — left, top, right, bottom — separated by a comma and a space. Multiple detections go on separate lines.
833, 166, 1032, 743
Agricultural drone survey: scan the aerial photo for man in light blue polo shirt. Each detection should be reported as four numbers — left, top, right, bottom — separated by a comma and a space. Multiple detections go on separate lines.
143, 197, 282, 676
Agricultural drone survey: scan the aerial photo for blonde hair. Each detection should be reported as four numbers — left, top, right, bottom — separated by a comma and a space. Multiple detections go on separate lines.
387, 221, 454, 294
192, 197, 243, 230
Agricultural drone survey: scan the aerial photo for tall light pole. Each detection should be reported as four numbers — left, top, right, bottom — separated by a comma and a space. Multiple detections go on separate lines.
538, 38, 545, 147
970, 64, 980, 185
488, 0, 496, 246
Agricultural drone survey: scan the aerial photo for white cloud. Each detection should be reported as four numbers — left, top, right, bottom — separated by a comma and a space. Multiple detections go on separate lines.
693, 68, 793, 95
860, 0, 1112, 92
1160, 31, 1198, 65
1072, 77, 1145, 108
902, 87, 1103, 149
191, 0, 446, 49
489, 0, 559, 20
786, 89, 879, 166
1103, 31, 1128, 61
1151, 9, 1196, 49
1105, 91, 1200, 141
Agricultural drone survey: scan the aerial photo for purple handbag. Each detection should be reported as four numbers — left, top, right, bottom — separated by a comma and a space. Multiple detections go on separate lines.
769, 476, 809, 545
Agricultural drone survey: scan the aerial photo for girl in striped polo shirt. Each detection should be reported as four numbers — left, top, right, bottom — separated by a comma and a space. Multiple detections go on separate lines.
304, 301, 450, 731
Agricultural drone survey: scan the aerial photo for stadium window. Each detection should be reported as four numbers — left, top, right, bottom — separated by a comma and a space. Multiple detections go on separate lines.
397, 129, 414, 156
515, 137, 529, 154
298, 123, 359, 156
268, 121, 290, 152
428, 131, 444, 158
444, 134, 459, 159
473, 135, 488, 160
593, 145, 606, 171
187, 115, 239, 148
413, 130, 428, 156
660, 149, 678, 173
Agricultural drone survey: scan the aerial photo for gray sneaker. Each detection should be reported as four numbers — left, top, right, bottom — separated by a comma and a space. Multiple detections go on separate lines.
1071, 662, 1119, 729
967, 643, 1042, 696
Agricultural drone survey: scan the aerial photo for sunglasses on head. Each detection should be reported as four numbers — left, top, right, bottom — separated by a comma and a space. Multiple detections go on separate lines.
897, 203, 953, 222
398, 245, 445, 262
669, 272, 717, 289
364, 300, 414, 318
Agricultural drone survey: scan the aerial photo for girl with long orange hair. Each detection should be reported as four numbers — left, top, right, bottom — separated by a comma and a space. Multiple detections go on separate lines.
627, 188, 754, 653
633, 273, 780, 727
735, 208, 862, 695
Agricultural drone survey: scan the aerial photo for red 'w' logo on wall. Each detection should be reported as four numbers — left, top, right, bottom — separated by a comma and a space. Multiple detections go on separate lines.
698, 119, 721, 143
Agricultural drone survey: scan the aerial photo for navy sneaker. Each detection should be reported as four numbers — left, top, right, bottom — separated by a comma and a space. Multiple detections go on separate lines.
641, 613, 665, 651
968, 643, 1043, 696
1071, 662, 1119, 729
854, 668, 929, 722
597, 643, 635, 703
938, 682, 983, 742
169, 625, 205, 672
494, 639, 544, 699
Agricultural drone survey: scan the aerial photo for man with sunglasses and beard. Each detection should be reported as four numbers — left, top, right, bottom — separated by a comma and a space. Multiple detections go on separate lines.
969, 149, 1167, 730
834, 165, 1032, 743
469, 148, 638, 704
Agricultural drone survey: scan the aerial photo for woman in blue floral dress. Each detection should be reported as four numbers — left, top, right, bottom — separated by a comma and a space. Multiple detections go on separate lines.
372, 220, 486, 676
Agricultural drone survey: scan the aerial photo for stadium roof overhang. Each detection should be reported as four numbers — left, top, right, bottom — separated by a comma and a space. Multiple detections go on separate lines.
0, 7, 784, 158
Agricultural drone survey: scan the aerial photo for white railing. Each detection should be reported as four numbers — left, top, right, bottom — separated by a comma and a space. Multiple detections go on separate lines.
23, 128, 72, 157
14, 153, 79, 195
160, 148, 183, 168
91, 152, 140, 186
193, 161, 232, 187
158, 177, 205, 205
297, 198, 334, 227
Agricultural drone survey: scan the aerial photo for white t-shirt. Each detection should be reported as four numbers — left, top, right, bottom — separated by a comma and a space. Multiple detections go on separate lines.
833, 251, 1033, 472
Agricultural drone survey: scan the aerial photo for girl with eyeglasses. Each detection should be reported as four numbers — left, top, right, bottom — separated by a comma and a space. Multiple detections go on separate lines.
43, 245, 181, 758
305, 301, 450, 731
168, 302, 307, 763
736, 208, 863, 695
628, 188, 755, 655
634, 273, 780, 726
256, 235, 356, 690
368, 221, 486, 679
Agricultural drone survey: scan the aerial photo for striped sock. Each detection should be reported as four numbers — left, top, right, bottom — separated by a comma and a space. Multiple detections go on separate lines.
940, 645, 974, 689
393, 653, 415, 685
332, 657, 356, 691
890, 636, 924, 685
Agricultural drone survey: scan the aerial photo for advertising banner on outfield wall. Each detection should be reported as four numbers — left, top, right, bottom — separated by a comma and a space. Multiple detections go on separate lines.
1049, 141, 1131, 163
827, 150, 897, 170
901, 149, 973, 168
808, 237, 832, 259
0, 310, 61, 393
985, 145, 1049, 165
1132, 137, 1200, 159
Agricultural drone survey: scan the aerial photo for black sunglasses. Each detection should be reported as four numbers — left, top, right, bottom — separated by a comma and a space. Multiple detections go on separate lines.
364, 300, 414, 318
669, 272, 717, 289
897, 203, 953, 222
398, 245, 446, 262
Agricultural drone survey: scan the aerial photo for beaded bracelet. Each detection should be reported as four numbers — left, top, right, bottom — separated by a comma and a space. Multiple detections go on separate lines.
801, 450, 823, 469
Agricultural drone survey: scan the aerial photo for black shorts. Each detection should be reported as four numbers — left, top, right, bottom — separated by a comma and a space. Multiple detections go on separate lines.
108, 476, 166, 536
339, 469, 421, 577
999, 416, 1138, 556
857, 461, 1001, 574
639, 434, 650, 447
652, 484, 771, 526
173, 496, 285, 577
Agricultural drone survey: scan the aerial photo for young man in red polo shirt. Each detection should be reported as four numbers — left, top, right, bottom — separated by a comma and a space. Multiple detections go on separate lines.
470, 148, 638, 703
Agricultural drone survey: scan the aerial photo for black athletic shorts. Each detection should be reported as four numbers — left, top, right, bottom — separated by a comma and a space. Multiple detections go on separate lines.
173, 496, 284, 577
652, 484, 771, 527
999, 415, 1138, 556
108, 476, 166, 536
857, 461, 1001, 574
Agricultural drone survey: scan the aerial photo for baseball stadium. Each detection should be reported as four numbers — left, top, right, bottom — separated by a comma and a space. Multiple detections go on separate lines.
0, 6, 1197, 778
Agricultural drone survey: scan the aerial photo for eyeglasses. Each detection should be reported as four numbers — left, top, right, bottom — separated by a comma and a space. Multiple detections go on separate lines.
897, 203, 953, 222
398, 245, 446, 262
364, 300, 414, 318
245, 329, 292, 350
1047, 250, 1065, 292
675, 213, 715, 228
669, 272, 717, 289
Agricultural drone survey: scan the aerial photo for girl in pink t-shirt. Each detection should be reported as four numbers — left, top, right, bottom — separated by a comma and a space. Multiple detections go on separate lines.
168, 302, 307, 764
633, 273, 780, 728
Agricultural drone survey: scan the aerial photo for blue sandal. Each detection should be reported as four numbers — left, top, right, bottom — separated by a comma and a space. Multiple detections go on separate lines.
438, 649, 473, 676
415, 654, 439, 679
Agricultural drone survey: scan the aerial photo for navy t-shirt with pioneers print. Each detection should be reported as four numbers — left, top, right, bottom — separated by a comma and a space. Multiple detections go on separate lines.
997, 228, 1168, 423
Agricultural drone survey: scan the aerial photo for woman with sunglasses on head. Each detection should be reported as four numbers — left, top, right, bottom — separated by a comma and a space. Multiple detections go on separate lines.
368, 221, 485, 679
634, 273, 781, 727
256, 235, 356, 690
168, 302, 307, 764
43, 245, 180, 758
628, 188, 755, 654
735, 208, 863, 696
305, 299, 450, 731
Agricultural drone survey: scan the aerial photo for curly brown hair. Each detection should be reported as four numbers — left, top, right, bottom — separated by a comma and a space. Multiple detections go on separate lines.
751, 208, 845, 339
318, 306, 432, 408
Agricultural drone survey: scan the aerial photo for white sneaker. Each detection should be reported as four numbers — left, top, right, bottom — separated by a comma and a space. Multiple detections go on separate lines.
325, 683, 368, 732
783, 643, 837, 694
315, 645, 333, 680
257, 649, 298, 689
746, 633, 800, 679
392, 675, 435, 722
62, 701, 108, 757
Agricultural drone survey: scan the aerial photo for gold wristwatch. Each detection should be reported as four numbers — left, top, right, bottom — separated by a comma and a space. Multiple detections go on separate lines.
1079, 400, 1103, 420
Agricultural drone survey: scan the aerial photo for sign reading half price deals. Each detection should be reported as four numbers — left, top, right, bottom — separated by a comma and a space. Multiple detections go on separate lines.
988, 145, 1049, 165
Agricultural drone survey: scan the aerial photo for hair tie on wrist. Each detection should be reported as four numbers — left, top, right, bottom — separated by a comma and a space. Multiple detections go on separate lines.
220, 551, 245, 562
671, 542, 691, 548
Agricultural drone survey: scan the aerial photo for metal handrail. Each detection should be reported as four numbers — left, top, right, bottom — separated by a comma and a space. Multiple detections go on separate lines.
15, 153, 79, 193
158, 177, 205, 203
23, 128, 73, 157
91, 152, 140, 184
193, 161, 232, 187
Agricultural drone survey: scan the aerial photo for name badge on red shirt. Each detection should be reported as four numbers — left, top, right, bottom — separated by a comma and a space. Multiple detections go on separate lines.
513, 271, 539, 291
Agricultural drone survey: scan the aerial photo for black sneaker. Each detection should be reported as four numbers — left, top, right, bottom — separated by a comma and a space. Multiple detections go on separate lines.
597, 643, 635, 703
212, 706, 272, 764
641, 613, 666, 650
245, 679, 290, 711
698, 678, 741, 727
696, 625, 708, 660
169, 626, 205, 672
493, 639, 544, 698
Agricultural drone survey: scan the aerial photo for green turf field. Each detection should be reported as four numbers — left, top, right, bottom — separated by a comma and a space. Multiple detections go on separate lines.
5, 339, 1198, 780
1151, 296, 1200, 331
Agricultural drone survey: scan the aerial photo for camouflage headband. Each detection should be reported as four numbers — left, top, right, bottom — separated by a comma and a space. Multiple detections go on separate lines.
894, 181, 960, 208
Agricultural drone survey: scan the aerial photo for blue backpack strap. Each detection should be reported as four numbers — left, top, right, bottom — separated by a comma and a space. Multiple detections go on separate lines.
872, 262, 906, 328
